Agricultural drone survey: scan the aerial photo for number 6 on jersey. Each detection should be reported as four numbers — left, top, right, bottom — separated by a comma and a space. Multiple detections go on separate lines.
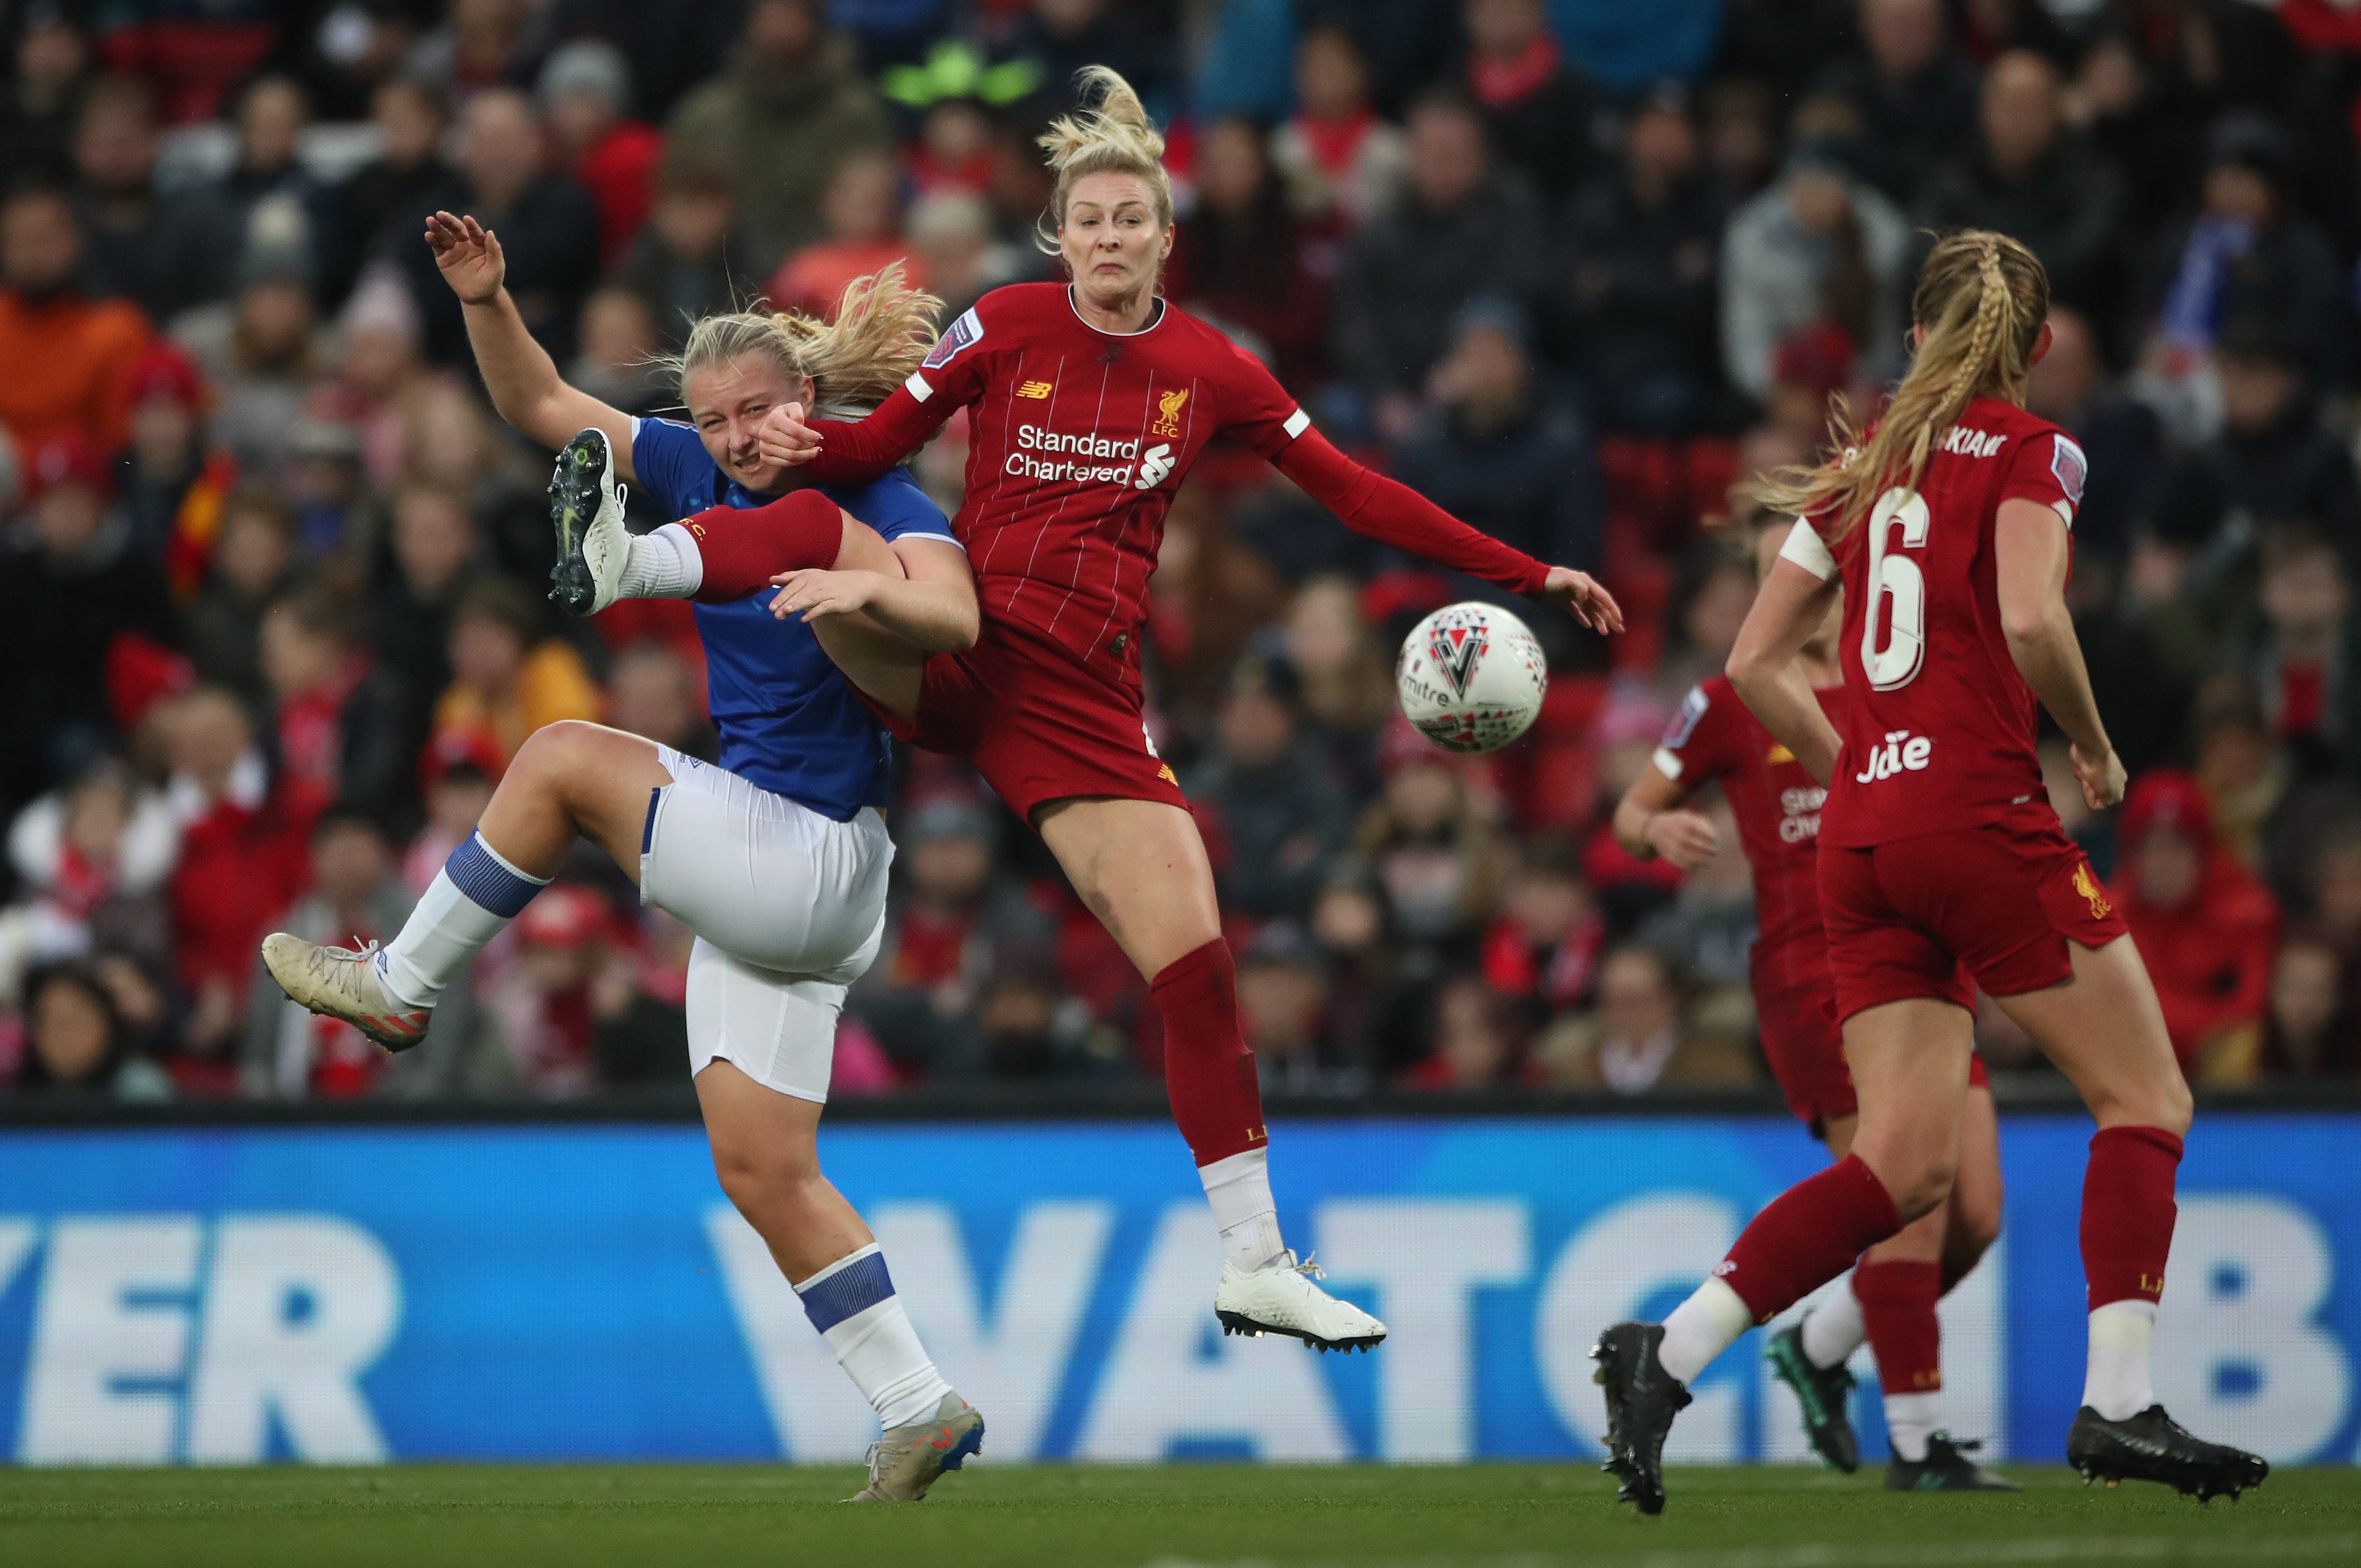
1861, 486, 1931, 691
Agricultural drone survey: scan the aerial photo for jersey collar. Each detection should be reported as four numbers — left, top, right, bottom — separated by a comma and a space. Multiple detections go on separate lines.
1066, 285, 1168, 338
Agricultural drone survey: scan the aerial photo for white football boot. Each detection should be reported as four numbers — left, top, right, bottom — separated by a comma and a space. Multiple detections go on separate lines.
845, 1393, 985, 1502
546, 427, 629, 616
1214, 1251, 1388, 1353
260, 934, 430, 1051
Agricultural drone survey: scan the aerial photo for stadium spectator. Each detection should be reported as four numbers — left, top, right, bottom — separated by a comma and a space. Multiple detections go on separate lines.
257, 589, 414, 823
604, 642, 715, 761
568, 284, 669, 418
2137, 114, 2351, 404
1917, 50, 2124, 313
903, 190, 1013, 326
590, 910, 694, 1088
991, 0, 1175, 126
1353, 722, 1506, 955
403, 734, 500, 895
2023, 306, 2161, 562
764, 152, 913, 319
1390, 297, 1604, 590
0, 10, 88, 183
664, 0, 891, 274
2150, 322, 2359, 554
211, 75, 321, 283
2113, 769, 2280, 1079
539, 39, 662, 271
2, 756, 178, 991
1186, 653, 1351, 922
1332, 89, 1546, 437
1479, 838, 1605, 1020
374, 484, 480, 719
240, 808, 416, 1100
13, 960, 173, 1101
445, 87, 601, 365
2241, 523, 2361, 781
1279, 577, 1395, 799
1460, 0, 1598, 203
173, 250, 328, 484
1224, 922, 1351, 1095
2259, 926, 2357, 1079
1533, 942, 1754, 1092
403, 0, 541, 110
161, 687, 314, 1091
322, 76, 465, 317
0, 431, 179, 817
0, 183, 152, 453
118, 338, 219, 570
428, 577, 602, 773
70, 73, 238, 323
312, 263, 428, 491
187, 489, 299, 703
1552, 83, 1730, 435
1402, 969, 1531, 1089
1169, 117, 1329, 392
1720, 134, 1911, 404
612, 153, 754, 354
948, 944, 1115, 1084
485, 882, 613, 1097
1271, 24, 1406, 232
1807, 0, 1979, 204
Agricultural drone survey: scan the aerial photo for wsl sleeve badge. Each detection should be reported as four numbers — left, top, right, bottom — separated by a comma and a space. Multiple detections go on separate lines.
1396, 603, 1548, 754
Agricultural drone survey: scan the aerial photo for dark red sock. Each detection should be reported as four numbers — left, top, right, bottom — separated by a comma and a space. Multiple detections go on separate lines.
685, 489, 845, 603
2082, 1124, 2182, 1309
1856, 1258, 1943, 1395
1720, 1154, 1902, 1322
1150, 939, 1267, 1166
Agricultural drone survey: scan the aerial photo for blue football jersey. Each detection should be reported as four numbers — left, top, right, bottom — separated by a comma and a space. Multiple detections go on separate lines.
630, 417, 958, 821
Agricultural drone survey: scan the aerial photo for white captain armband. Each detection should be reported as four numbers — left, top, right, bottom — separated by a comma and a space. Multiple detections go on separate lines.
1777, 518, 1837, 580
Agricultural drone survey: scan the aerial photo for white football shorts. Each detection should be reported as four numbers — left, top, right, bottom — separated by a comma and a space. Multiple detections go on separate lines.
639, 747, 892, 1103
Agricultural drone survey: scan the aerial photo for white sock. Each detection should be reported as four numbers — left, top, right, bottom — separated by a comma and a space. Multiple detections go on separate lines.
1884, 1390, 1941, 1461
1801, 1272, 1867, 1369
377, 834, 549, 1008
2084, 1300, 2157, 1421
1199, 1147, 1287, 1272
1656, 1276, 1753, 1384
796, 1243, 954, 1430
619, 522, 703, 598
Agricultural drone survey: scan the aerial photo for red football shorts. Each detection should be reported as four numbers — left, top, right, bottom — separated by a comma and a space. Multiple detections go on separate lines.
1819, 814, 2130, 1022
1752, 939, 1856, 1135
859, 618, 1188, 823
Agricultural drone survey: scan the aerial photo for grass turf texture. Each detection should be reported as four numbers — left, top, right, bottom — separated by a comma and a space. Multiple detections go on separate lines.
3, 1464, 2355, 1568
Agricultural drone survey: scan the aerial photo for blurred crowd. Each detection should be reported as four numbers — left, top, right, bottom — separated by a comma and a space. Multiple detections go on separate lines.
3, 0, 2359, 1104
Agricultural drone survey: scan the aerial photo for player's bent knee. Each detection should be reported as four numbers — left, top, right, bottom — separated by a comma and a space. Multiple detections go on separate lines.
710, 1135, 824, 1217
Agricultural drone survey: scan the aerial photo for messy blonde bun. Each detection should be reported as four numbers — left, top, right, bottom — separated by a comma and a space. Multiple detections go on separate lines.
1035, 65, 1173, 251
657, 261, 943, 419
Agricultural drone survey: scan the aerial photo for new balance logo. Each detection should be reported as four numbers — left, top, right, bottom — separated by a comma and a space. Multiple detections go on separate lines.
1017, 380, 1053, 399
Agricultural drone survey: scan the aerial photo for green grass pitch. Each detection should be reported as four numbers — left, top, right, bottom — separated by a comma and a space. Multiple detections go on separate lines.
3, 1464, 2355, 1568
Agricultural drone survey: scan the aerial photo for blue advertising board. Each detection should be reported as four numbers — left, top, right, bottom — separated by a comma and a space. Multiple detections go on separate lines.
0, 1113, 2350, 1466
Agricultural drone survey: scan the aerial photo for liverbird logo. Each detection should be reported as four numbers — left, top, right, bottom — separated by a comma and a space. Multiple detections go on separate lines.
2073, 862, 2114, 922
1429, 621, 1487, 699
1152, 387, 1189, 437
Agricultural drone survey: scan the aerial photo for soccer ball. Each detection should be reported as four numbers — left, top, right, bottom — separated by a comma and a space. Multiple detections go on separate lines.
1395, 601, 1548, 754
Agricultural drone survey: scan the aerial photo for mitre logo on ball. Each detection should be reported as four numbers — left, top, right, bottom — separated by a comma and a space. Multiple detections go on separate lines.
1396, 602, 1547, 754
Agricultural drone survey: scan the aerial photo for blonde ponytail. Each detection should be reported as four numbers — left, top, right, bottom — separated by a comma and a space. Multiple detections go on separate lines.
1746, 230, 2049, 543
1035, 65, 1173, 249
657, 261, 943, 420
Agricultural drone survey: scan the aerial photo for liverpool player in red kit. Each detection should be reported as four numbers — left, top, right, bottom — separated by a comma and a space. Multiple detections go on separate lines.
678, 68, 1621, 1349
1613, 518, 2008, 1491
1591, 232, 2266, 1512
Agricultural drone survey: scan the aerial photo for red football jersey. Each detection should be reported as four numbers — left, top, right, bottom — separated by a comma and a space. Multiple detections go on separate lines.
888, 283, 1305, 677
1783, 396, 2086, 848
1654, 674, 1841, 967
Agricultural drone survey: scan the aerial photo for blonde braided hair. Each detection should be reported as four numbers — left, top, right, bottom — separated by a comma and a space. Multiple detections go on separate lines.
1746, 230, 2049, 543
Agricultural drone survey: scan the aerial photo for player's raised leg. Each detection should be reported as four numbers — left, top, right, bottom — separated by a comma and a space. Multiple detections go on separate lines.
1036, 795, 1386, 1352
698, 1052, 979, 1501
1995, 935, 2268, 1500
262, 718, 666, 1045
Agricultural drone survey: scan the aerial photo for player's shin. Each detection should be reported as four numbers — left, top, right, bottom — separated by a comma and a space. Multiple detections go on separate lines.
1659, 1154, 1902, 1382
2080, 1124, 2181, 1420
685, 489, 844, 603
1152, 939, 1285, 1268
795, 1243, 955, 1429
1855, 1258, 1943, 1461
378, 830, 551, 1008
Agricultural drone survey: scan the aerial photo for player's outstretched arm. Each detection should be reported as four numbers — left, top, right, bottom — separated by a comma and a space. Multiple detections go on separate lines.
1995, 497, 2123, 809
1727, 555, 1844, 785
1613, 763, 1721, 869
1273, 430, 1623, 634
425, 211, 636, 477
754, 385, 955, 487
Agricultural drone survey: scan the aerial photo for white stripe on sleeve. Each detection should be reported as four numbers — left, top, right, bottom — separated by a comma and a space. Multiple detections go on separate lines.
905, 370, 934, 403
1652, 746, 1685, 781
1282, 407, 1311, 439
1777, 519, 1838, 580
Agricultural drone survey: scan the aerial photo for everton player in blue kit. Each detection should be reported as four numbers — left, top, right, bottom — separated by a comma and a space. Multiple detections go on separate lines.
263, 215, 984, 1501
